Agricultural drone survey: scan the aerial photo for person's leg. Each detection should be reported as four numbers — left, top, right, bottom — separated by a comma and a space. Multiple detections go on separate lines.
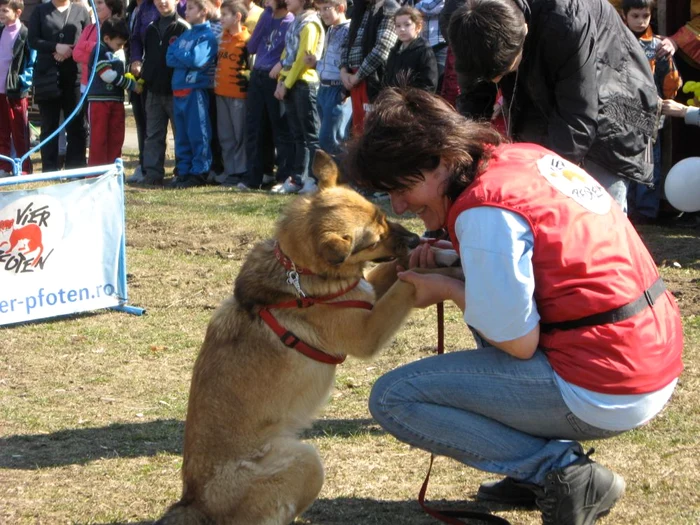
130, 87, 148, 168
38, 101, 62, 172
88, 102, 110, 166
230, 98, 247, 176
110, 101, 126, 164
142, 92, 169, 184
244, 70, 266, 187
208, 88, 223, 175
173, 94, 193, 179
0, 94, 13, 173
284, 86, 304, 186
583, 158, 630, 214
369, 348, 597, 485
293, 80, 320, 182
263, 75, 294, 182
187, 89, 212, 178
7, 96, 31, 173
61, 83, 87, 169
634, 137, 662, 220
217, 95, 236, 176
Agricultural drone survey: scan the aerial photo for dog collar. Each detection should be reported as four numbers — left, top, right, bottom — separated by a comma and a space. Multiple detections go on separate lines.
274, 242, 314, 275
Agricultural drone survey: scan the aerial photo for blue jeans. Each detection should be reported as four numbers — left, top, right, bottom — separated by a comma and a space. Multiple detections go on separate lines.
630, 138, 662, 219
369, 341, 622, 486
284, 80, 320, 185
317, 84, 352, 157
584, 158, 630, 214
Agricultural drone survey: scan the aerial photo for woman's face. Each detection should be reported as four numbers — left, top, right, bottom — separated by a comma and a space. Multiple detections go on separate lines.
388, 160, 452, 231
96, 0, 112, 22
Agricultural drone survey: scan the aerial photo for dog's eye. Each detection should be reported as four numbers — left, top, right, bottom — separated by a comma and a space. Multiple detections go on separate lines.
369, 241, 379, 250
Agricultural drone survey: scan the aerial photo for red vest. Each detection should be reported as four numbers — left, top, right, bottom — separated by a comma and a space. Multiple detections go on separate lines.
446, 144, 683, 394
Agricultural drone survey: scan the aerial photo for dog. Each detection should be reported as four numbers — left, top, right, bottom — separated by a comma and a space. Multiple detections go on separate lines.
155, 151, 464, 525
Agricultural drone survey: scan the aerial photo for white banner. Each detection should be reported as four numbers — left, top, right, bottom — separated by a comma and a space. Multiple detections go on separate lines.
0, 170, 126, 325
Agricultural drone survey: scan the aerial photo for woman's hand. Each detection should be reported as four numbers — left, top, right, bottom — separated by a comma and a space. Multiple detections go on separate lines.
408, 242, 438, 269
662, 98, 689, 118
655, 37, 679, 59
55, 43, 73, 59
397, 271, 464, 309
130, 61, 142, 77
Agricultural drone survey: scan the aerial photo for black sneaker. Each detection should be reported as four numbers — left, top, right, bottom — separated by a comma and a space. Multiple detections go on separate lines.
477, 477, 538, 507
535, 449, 625, 525
174, 174, 208, 189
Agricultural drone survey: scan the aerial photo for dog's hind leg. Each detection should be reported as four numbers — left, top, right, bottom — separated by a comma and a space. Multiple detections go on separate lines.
207, 438, 324, 525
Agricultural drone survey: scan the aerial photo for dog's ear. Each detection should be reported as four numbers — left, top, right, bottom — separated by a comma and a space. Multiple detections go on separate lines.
312, 150, 339, 190
319, 233, 353, 265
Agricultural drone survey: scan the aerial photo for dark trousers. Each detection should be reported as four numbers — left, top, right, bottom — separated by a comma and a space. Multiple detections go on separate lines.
284, 80, 320, 184
208, 88, 224, 174
129, 87, 147, 167
38, 82, 87, 172
245, 69, 293, 187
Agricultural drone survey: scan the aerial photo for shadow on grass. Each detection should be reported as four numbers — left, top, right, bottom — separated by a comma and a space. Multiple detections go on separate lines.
0, 418, 385, 469
77, 497, 514, 525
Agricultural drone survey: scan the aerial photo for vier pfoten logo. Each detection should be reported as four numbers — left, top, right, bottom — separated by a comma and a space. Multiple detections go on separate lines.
0, 196, 65, 274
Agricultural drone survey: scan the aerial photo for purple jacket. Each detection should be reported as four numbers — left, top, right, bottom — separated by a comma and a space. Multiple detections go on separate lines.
129, 0, 160, 64
247, 7, 293, 72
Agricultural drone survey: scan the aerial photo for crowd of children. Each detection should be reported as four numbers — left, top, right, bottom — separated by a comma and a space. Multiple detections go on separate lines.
0, 0, 695, 215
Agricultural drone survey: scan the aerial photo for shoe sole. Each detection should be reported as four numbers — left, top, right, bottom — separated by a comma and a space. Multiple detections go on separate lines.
583, 473, 626, 525
476, 489, 537, 508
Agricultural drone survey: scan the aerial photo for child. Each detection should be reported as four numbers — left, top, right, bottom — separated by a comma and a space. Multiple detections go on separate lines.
214, 0, 250, 185
87, 16, 142, 166
622, 0, 682, 224
303, 0, 351, 158
272, 0, 324, 194
138, 0, 190, 185
166, 0, 218, 188
383, 6, 438, 93
0, 0, 34, 176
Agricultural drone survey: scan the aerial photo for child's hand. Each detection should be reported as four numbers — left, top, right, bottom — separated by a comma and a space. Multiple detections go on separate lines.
662, 99, 689, 118
303, 51, 317, 68
274, 82, 287, 100
130, 61, 142, 77
269, 62, 282, 79
134, 82, 144, 94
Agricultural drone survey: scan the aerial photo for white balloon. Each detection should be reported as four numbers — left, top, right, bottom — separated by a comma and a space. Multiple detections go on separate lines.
664, 157, 700, 213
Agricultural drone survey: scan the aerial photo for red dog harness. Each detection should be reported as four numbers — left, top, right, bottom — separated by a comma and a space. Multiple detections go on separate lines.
259, 244, 373, 365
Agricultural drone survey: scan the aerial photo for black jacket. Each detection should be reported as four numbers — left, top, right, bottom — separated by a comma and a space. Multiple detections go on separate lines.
383, 37, 438, 93
27, 1, 90, 100
440, 0, 658, 184
0, 24, 35, 99
140, 14, 189, 95
344, 0, 400, 100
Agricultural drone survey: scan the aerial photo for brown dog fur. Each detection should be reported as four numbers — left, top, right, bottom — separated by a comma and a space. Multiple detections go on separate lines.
155, 152, 437, 525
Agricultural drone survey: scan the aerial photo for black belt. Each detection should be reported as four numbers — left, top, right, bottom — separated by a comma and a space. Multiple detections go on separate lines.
321, 79, 344, 86
541, 277, 666, 332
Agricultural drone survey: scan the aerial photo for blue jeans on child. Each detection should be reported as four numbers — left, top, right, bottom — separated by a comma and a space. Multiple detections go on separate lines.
368, 335, 622, 486
284, 80, 320, 185
630, 137, 662, 219
317, 83, 352, 157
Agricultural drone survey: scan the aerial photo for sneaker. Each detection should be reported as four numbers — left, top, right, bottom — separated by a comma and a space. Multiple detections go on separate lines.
262, 173, 276, 186
236, 182, 254, 191
476, 477, 538, 507
174, 174, 208, 189
271, 177, 302, 194
0, 169, 11, 178
220, 174, 246, 187
298, 178, 318, 195
126, 166, 145, 183
535, 449, 625, 525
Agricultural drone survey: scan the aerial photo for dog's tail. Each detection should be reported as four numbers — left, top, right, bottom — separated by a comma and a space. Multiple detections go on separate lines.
154, 502, 214, 525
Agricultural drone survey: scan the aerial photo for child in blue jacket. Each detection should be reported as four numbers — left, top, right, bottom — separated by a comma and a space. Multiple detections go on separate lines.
166, 0, 218, 188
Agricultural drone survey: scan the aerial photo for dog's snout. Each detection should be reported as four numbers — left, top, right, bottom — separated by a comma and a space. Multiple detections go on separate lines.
405, 233, 420, 249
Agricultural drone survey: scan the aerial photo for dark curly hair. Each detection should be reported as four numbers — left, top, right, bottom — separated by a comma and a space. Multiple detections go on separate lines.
343, 88, 503, 203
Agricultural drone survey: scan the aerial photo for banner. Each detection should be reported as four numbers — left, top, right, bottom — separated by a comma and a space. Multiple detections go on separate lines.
0, 169, 127, 325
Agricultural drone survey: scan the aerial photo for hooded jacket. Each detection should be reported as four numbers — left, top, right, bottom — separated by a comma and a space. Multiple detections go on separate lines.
440, 0, 659, 184
0, 24, 35, 99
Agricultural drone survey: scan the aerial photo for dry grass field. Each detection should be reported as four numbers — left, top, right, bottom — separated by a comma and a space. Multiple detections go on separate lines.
1, 153, 699, 525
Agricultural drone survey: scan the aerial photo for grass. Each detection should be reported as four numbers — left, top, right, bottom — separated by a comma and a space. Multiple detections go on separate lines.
1, 150, 699, 524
